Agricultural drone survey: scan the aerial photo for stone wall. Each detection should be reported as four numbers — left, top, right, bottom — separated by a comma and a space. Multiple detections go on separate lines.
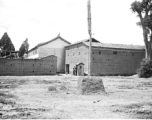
0, 55, 57, 76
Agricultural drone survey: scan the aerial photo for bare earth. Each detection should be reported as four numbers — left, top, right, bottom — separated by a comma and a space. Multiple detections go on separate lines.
0, 75, 152, 119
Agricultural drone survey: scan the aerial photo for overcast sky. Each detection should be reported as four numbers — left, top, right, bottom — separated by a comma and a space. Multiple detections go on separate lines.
0, 0, 143, 50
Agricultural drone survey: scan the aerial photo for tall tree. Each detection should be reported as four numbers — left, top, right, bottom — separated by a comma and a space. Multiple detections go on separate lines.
131, 0, 152, 60
19, 38, 29, 58
0, 32, 15, 51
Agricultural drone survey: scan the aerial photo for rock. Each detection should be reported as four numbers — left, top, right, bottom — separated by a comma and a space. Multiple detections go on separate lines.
77, 76, 106, 95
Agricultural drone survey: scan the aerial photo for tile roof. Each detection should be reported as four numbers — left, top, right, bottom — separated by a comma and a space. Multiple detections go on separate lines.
66, 38, 145, 50
83, 42, 145, 50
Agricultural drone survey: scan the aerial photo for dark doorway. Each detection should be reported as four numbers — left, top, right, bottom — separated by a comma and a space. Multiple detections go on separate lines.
66, 64, 69, 74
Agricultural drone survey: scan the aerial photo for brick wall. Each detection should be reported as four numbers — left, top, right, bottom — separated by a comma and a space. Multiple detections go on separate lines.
92, 48, 145, 75
0, 55, 57, 76
65, 43, 89, 74
65, 43, 145, 76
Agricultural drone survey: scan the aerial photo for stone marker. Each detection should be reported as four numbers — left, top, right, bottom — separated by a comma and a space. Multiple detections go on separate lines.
77, 76, 106, 95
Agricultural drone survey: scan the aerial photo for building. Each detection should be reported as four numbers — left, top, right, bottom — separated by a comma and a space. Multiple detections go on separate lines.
28, 34, 71, 73
65, 38, 145, 76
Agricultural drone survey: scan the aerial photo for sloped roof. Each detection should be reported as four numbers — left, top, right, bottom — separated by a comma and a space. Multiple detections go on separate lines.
66, 38, 145, 50
28, 34, 71, 53
84, 42, 145, 50
65, 38, 100, 47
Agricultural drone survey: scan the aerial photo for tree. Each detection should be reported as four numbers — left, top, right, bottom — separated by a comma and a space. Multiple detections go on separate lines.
0, 32, 15, 51
131, 0, 152, 60
18, 38, 29, 58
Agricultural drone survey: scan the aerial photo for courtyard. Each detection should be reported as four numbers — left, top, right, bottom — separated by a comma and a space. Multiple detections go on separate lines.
0, 75, 152, 119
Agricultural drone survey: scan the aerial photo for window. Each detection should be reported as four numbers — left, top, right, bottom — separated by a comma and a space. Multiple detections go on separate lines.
132, 53, 134, 56
79, 52, 80, 55
113, 51, 117, 54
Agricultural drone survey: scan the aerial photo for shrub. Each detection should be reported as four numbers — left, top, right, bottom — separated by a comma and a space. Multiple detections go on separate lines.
137, 58, 152, 78
48, 86, 57, 92
60, 85, 67, 91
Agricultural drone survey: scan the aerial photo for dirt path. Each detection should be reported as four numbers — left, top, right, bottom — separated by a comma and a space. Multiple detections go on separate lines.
0, 76, 152, 119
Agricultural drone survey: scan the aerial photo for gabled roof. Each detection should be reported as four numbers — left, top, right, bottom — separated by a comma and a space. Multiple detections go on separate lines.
66, 38, 145, 50
28, 34, 71, 53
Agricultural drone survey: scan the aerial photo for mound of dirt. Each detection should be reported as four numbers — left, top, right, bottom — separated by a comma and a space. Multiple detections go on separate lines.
77, 76, 106, 95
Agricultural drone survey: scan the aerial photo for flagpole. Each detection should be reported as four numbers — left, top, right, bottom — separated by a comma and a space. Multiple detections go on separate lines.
88, 0, 92, 76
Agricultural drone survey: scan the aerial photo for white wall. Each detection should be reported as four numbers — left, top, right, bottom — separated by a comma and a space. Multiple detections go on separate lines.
28, 54, 39, 59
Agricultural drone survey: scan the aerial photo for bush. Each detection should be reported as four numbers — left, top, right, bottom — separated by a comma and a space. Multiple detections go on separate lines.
137, 58, 152, 78
48, 86, 57, 92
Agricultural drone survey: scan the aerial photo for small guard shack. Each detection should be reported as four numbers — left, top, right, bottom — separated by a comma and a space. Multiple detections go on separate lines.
76, 63, 84, 76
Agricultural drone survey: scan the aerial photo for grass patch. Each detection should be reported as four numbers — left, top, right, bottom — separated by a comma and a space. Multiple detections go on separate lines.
117, 85, 135, 89
111, 102, 152, 119
0, 91, 16, 98
0, 96, 16, 105
36, 80, 61, 84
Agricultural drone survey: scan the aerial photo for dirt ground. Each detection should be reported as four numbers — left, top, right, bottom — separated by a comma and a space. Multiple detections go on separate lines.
0, 75, 152, 119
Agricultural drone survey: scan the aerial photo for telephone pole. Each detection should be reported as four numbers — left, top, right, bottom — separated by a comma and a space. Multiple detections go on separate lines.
88, 0, 92, 76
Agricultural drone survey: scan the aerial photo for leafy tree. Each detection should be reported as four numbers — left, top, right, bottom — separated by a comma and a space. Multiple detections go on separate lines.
18, 38, 29, 58
137, 58, 152, 78
0, 32, 15, 51
131, 0, 152, 60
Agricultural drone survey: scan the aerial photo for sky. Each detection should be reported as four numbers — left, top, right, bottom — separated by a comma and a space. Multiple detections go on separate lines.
0, 0, 144, 50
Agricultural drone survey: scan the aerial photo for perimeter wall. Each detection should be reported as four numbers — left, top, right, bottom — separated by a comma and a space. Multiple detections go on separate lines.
0, 55, 57, 76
